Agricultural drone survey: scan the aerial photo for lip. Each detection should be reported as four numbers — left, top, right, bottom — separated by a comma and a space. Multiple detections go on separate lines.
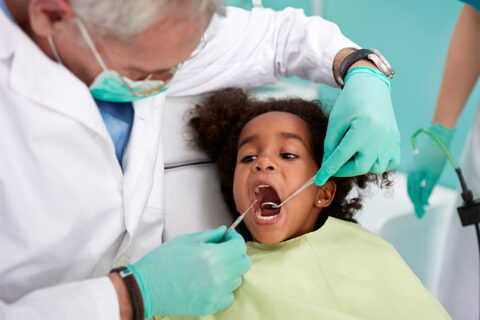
252, 206, 283, 225
250, 179, 284, 226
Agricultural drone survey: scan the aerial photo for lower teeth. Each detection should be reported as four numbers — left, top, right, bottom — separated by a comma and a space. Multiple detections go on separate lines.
255, 209, 278, 221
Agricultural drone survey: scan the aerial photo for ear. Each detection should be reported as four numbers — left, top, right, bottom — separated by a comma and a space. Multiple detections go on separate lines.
313, 181, 336, 208
29, 0, 74, 37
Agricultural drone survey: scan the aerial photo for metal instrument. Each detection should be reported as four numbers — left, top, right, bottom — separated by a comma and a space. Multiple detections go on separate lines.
219, 200, 257, 242
261, 175, 316, 209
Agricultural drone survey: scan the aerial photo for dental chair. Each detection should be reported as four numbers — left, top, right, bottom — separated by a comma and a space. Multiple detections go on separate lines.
162, 95, 234, 242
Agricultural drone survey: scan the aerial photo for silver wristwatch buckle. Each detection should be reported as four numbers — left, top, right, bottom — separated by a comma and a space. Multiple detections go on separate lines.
368, 48, 395, 80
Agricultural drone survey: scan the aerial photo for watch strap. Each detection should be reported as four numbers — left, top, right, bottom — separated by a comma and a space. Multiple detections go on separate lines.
337, 49, 373, 88
111, 266, 145, 320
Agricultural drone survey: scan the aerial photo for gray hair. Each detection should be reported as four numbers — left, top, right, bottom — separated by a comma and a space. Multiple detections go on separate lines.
70, 0, 225, 40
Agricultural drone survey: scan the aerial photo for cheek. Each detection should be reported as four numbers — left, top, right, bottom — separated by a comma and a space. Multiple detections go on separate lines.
288, 188, 317, 215
232, 166, 247, 209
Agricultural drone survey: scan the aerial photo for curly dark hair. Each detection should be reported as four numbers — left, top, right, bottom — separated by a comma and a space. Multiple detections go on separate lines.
189, 88, 392, 240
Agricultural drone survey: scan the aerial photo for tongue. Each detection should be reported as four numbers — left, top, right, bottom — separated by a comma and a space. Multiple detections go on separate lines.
261, 207, 280, 217
257, 186, 281, 216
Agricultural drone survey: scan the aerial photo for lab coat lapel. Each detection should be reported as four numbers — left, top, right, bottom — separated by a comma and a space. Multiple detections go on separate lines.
119, 93, 164, 250
1, 10, 111, 142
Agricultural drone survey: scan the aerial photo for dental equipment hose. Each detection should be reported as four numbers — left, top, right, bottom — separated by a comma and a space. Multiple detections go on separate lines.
412, 129, 480, 319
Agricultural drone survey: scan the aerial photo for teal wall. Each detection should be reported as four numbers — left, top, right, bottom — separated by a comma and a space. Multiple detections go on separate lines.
227, 0, 480, 189
228, 0, 313, 15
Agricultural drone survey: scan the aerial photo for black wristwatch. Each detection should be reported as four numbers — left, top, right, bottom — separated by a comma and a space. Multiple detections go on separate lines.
336, 48, 395, 88
111, 266, 145, 320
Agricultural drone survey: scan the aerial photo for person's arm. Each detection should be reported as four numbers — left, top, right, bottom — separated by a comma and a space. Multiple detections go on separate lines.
332, 48, 380, 82
109, 273, 133, 320
167, 6, 359, 96
0, 277, 121, 319
406, 4, 480, 218
170, 6, 398, 184
432, 3, 480, 128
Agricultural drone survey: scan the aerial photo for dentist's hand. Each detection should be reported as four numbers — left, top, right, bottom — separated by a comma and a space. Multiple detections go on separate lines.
315, 67, 400, 186
407, 123, 455, 218
128, 226, 251, 317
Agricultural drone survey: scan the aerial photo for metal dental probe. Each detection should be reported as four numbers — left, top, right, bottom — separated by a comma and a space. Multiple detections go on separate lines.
219, 200, 258, 243
261, 175, 316, 210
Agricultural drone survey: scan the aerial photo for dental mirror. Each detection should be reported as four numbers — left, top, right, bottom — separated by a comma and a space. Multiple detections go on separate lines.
260, 175, 316, 210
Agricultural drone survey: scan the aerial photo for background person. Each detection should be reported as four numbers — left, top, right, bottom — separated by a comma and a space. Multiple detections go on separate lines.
0, 0, 398, 319
406, 2, 480, 319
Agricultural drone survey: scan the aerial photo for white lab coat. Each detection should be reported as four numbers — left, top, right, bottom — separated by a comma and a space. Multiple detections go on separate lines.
0, 6, 357, 319
438, 105, 480, 320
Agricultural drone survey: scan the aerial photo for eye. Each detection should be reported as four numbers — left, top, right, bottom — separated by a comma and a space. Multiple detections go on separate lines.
241, 155, 257, 163
281, 153, 297, 159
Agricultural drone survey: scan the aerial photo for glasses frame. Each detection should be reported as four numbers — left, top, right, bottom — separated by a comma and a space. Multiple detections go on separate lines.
76, 17, 206, 97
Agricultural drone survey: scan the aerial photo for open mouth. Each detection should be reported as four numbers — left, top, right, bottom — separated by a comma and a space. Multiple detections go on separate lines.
254, 184, 282, 221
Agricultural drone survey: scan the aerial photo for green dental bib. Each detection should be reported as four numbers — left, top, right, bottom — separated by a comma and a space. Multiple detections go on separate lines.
157, 217, 450, 320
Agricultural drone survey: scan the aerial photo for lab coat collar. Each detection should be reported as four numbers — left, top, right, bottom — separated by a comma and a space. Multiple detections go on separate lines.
0, 10, 110, 141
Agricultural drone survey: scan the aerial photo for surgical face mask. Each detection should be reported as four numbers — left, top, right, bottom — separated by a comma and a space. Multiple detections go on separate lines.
49, 18, 175, 103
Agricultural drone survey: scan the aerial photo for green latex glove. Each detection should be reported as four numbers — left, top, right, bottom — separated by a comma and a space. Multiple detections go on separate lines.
407, 123, 455, 218
128, 226, 251, 317
315, 67, 400, 186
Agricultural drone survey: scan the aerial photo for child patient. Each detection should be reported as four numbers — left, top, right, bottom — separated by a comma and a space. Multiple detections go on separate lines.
159, 88, 450, 320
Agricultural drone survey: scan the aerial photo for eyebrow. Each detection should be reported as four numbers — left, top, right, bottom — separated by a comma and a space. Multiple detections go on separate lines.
238, 135, 258, 149
237, 132, 309, 149
280, 132, 309, 148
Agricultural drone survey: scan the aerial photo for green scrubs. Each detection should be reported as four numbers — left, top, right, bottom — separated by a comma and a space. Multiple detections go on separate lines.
158, 217, 450, 320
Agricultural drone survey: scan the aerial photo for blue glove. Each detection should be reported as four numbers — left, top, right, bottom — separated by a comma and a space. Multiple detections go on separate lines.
407, 123, 455, 218
128, 226, 251, 317
315, 67, 400, 186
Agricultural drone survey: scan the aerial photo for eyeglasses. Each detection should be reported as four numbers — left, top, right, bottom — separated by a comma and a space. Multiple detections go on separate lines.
76, 17, 206, 97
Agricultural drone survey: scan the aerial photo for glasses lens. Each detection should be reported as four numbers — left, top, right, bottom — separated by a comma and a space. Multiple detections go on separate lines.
133, 82, 168, 95
120, 65, 178, 96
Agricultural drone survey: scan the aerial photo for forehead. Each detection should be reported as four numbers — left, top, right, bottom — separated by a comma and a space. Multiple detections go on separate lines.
106, 9, 211, 69
239, 111, 312, 143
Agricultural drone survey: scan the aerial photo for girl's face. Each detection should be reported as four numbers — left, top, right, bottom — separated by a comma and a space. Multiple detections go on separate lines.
233, 111, 323, 244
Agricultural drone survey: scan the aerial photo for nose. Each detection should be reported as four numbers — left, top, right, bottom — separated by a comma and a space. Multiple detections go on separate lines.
255, 156, 275, 172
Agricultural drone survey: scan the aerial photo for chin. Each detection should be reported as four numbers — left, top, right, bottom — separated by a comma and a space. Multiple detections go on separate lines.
253, 232, 288, 244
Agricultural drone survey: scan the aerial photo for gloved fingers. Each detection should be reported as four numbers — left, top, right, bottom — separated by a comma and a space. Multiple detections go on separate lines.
322, 116, 350, 160
218, 252, 252, 278
369, 138, 395, 175
223, 276, 243, 294
414, 204, 426, 218
407, 172, 421, 205
189, 226, 228, 243
213, 293, 235, 313
385, 144, 401, 171
406, 173, 416, 204
421, 174, 437, 206
334, 151, 376, 177
315, 129, 363, 185
370, 157, 390, 175
407, 172, 426, 219
385, 157, 400, 172
220, 229, 247, 254
223, 228, 244, 242
212, 272, 245, 296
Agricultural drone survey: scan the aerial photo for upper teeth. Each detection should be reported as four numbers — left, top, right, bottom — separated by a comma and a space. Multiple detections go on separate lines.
255, 185, 270, 193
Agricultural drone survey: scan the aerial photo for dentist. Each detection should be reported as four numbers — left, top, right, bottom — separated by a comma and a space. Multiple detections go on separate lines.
0, 0, 399, 319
